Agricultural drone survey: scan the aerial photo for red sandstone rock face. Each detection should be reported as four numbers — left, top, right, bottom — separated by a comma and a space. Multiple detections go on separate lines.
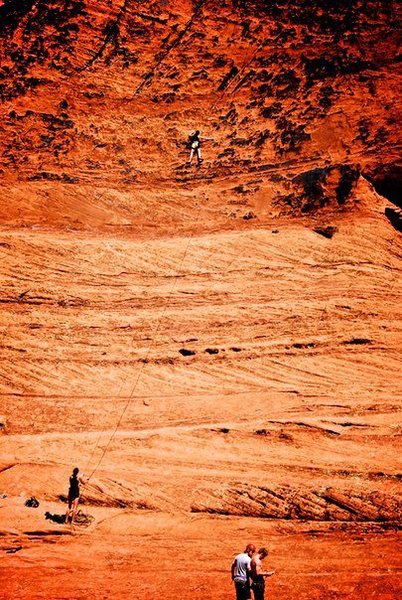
0, 2, 401, 599
0, 0, 400, 227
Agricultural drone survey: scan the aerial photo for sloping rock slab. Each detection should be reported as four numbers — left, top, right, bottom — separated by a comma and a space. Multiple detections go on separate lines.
191, 483, 402, 522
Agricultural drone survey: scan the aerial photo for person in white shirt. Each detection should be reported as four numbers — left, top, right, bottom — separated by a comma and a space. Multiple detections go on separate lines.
231, 543, 256, 600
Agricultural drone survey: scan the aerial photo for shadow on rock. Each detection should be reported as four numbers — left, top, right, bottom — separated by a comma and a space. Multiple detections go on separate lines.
45, 512, 66, 524
385, 207, 402, 232
45, 510, 94, 526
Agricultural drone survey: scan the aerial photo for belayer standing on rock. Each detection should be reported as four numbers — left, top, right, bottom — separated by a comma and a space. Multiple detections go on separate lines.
65, 467, 88, 524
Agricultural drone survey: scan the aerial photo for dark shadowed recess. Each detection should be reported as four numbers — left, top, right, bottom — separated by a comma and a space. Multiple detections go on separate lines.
233, 0, 397, 31
365, 165, 402, 233
0, 0, 36, 36
365, 165, 402, 209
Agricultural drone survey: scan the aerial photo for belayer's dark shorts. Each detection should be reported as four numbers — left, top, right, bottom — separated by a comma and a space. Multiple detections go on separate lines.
234, 579, 251, 600
68, 493, 79, 508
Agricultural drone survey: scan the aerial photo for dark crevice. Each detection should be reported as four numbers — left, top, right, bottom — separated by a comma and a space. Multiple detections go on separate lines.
370, 177, 402, 208
364, 166, 402, 232
364, 166, 402, 209
385, 207, 402, 232
0, 464, 16, 474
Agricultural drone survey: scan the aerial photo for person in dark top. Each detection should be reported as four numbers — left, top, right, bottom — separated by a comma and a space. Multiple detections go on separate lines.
187, 129, 213, 165
65, 467, 87, 524
188, 130, 203, 165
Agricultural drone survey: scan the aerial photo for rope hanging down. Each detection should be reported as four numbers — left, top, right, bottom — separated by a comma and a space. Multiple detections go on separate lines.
85, 220, 261, 481
84, 12, 271, 481
86, 226, 199, 480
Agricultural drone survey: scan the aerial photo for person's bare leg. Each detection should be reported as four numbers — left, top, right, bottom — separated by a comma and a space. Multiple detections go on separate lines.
71, 498, 79, 522
197, 147, 202, 163
189, 148, 194, 163
65, 499, 73, 523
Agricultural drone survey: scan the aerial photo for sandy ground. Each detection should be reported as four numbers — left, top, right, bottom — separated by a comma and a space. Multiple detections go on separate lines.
3, 511, 402, 599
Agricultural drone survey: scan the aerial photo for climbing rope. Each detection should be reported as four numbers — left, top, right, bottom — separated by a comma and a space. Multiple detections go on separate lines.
82, 4, 273, 483
86, 219, 200, 480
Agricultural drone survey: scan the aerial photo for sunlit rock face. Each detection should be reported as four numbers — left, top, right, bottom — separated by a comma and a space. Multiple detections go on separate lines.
0, 3, 401, 600
0, 0, 399, 225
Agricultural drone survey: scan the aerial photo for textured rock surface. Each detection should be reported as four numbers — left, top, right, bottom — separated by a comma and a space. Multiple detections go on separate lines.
192, 482, 402, 521
0, 0, 400, 228
0, 1, 401, 599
